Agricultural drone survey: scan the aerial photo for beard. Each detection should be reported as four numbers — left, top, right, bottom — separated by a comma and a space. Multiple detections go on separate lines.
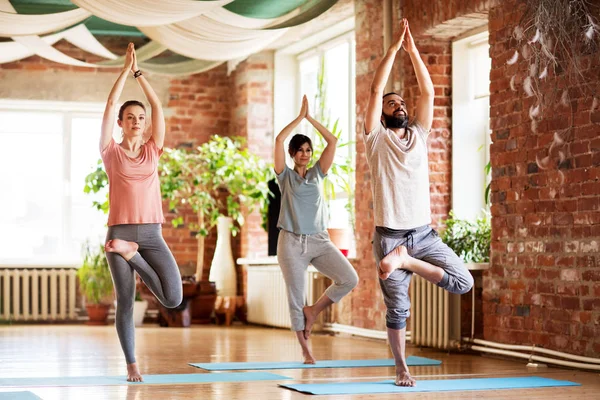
383, 112, 409, 129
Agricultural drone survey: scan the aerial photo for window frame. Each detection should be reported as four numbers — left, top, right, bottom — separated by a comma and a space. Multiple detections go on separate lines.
0, 100, 106, 268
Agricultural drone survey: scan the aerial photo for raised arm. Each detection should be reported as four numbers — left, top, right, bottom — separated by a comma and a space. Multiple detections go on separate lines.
305, 98, 337, 174
274, 95, 307, 174
99, 44, 133, 153
365, 19, 407, 134
130, 46, 166, 148
403, 22, 434, 131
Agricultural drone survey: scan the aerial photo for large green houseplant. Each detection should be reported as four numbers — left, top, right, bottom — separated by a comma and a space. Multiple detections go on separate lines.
159, 135, 271, 280
440, 211, 491, 264
77, 243, 113, 325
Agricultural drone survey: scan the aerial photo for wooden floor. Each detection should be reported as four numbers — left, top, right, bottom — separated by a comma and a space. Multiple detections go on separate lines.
0, 324, 598, 400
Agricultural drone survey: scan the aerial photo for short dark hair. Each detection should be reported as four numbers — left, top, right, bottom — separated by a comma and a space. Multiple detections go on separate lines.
383, 92, 401, 100
118, 100, 146, 121
288, 134, 313, 157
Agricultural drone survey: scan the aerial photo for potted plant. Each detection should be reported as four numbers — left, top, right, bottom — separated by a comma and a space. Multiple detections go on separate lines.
159, 136, 271, 292
440, 211, 491, 268
77, 243, 113, 325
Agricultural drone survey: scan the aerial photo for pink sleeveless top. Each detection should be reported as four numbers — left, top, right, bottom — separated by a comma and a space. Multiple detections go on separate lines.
101, 138, 164, 226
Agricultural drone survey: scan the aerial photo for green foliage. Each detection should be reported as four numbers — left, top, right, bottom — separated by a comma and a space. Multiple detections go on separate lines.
159, 135, 272, 236
484, 160, 491, 206
77, 244, 113, 304
440, 211, 491, 263
83, 159, 109, 214
310, 57, 355, 228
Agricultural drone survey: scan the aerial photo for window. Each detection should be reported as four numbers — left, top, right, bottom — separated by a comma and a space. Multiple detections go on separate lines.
452, 31, 492, 221
297, 34, 356, 231
0, 101, 108, 266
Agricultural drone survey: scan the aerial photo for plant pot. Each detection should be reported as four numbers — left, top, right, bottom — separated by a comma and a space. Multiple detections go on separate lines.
85, 303, 110, 326
208, 216, 237, 296
327, 228, 351, 257
133, 300, 148, 327
191, 280, 217, 324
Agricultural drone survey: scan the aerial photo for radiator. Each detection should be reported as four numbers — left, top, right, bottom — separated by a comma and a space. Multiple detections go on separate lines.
409, 274, 461, 349
0, 268, 78, 321
246, 266, 326, 329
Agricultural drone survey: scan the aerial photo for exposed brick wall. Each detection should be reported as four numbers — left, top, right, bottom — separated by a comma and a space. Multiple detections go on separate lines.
399, 0, 490, 35
351, 0, 389, 330
486, 0, 600, 356
228, 52, 275, 296
229, 52, 274, 259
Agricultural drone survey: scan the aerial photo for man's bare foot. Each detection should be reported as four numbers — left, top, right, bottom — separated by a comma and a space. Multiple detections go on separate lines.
127, 362, 143, 382
395, 367, 416, 387
303, 350, 316, 364
105, 239, 139, 261
379, 245, 410, 280
303, 305, 317, 339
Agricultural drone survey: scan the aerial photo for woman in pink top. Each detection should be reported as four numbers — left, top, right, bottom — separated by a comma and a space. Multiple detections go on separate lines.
100, 43, 182, 382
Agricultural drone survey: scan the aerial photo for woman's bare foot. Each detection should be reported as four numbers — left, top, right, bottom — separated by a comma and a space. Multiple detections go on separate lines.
302, 305, 317, 339
303, 350, 316, 364
395, 366, 416, 387
379, 245, 410, 280
127, 362, 143, 382
105, 239, 139, 261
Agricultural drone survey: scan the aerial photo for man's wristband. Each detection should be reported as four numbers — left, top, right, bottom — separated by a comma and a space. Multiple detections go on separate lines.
133, 70, 142, 79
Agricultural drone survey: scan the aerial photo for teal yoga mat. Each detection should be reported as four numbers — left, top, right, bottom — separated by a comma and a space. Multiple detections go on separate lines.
189, 355, 441, 371
279, 376, 580, 395
0, 372, 290, 387
0, 392, 43, 400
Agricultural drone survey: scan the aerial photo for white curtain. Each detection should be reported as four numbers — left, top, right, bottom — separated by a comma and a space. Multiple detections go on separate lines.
202, 8, 278, 29
0, 31, 65, 63
71, 0, 233, 27
139, 22, 287, 61
0, 3, 91, 37
63, 24, 118, 60
0, 7, 91, 37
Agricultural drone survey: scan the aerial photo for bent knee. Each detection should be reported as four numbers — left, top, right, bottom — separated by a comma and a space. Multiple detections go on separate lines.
163, 291, 183, 309
347, 272, 359, 290
454, 273, 474, 295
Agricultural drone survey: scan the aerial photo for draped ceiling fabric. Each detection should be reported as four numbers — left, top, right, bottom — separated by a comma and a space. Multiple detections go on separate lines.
0, 0, 339, 76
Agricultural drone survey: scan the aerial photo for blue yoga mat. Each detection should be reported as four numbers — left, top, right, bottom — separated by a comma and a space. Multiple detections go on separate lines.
0, 372, 290, 388
279, 376, 580, 395
189, 355, 441, 371
0, 392, 43, 400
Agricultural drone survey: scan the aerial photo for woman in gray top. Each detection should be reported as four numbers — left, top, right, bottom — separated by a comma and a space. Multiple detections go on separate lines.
274, 95, 358, 364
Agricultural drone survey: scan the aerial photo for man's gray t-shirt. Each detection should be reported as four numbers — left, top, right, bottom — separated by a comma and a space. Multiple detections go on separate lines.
364, 122, 432, 229
275, 162, 328, 235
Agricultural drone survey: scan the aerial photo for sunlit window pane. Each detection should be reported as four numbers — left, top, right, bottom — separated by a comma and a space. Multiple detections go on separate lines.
70, 116, 107, 259
0, 106, 106, 265
0, 112, 64, 264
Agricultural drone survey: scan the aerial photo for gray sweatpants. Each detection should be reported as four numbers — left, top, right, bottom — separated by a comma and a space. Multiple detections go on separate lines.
277, 229, 359, 331
106, 224, 183, 364
372, 225, 474, 330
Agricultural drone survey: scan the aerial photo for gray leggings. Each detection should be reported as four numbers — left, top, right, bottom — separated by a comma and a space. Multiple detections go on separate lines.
106, 224, 183, 364
277, 229, 359, 331
372, 225, 474, 330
